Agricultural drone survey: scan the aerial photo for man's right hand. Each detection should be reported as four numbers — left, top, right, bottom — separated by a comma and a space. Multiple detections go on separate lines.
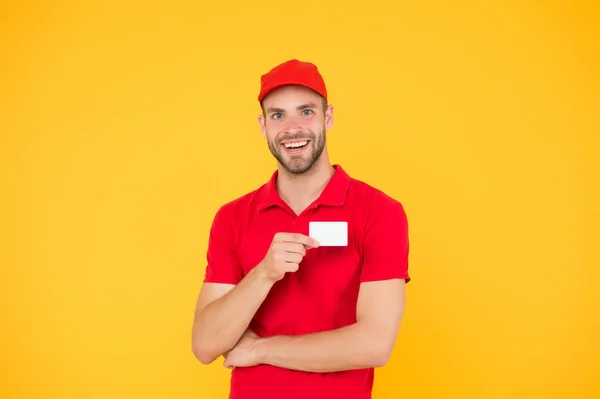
258, 232, 320, 282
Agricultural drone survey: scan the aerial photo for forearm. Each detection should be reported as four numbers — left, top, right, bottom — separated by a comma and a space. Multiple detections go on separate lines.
193, 267, 273, 364
257, 322, 389, 373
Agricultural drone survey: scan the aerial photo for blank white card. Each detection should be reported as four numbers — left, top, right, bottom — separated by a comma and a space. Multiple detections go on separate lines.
308, 221, 348, 246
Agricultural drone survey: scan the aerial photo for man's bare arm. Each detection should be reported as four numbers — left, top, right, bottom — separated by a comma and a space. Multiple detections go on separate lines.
191, 232, 319, 365
191, 266, 274, 365
255, 278, 406, 373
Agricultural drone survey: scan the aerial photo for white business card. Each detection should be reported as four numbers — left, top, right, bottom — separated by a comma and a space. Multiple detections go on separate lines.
309, 221, 348, 247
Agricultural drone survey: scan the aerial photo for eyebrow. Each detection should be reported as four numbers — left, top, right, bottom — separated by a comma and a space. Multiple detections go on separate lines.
266, 103, 318, 114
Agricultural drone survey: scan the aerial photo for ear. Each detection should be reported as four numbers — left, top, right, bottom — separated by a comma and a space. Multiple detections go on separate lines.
324, 104, 334, 131
257, 114, 267, 138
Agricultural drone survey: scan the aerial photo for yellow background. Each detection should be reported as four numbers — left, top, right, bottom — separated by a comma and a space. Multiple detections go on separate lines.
2, 1, 598, 398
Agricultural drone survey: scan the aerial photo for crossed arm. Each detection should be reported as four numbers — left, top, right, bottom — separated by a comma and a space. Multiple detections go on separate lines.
191, 265, 274, 364
192, 275, 406, 373
251, 278, 406, 373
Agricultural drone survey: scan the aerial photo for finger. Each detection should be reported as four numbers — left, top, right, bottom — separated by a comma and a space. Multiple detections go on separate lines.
223, 359, 235, 369
284, 262, 299, 273
273, 250, 301, 265
282, 253, 303, 264
290, 233, 320, 248
273, 242, 305, 256
276, 233, 320, 248
283, 242, 306, 256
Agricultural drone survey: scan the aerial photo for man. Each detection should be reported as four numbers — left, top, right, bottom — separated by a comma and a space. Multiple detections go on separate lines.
191, 59, 410, 399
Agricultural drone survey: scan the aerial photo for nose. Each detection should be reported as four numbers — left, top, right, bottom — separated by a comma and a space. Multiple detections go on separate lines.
283, 114, 303, 133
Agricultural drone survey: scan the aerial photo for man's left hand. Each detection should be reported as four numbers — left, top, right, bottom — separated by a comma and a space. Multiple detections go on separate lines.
223, 330, 265, 369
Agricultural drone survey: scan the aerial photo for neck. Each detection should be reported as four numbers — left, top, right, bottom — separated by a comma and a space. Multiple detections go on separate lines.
276, 158, 335, 215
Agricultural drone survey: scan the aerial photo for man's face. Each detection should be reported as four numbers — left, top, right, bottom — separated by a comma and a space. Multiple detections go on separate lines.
258, 85, 334, 175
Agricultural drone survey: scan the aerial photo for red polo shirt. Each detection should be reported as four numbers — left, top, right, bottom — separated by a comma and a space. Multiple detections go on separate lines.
204, 165, 410, 399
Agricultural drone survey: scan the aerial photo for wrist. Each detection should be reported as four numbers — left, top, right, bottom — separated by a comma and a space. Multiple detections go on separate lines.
254, 336, 271, 364
253, 261, 278, 285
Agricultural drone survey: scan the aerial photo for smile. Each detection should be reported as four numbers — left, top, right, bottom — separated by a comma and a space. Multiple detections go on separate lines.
283, 140, 309, 149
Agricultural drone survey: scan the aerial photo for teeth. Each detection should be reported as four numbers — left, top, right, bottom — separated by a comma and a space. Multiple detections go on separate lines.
284, 141, 308, 149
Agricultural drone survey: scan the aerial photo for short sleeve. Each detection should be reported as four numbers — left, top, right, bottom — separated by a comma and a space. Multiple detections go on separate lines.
360, 199, 410, 283
203, 206, 244, 285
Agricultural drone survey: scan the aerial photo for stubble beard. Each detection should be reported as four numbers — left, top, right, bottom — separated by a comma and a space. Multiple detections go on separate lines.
268, 129, 327, 175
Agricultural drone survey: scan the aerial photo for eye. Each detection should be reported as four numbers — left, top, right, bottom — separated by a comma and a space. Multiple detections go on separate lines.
302, 109, 314, 116
271, 113, 284, 119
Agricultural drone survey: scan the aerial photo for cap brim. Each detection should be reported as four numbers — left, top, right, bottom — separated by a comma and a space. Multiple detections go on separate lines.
259, 80, 324, 102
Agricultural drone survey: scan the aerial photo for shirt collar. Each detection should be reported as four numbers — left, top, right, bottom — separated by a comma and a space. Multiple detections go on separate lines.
257, 164, 350, 211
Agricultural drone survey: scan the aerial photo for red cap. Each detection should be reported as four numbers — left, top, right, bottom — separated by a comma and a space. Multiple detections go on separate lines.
258, 59, 328, 103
